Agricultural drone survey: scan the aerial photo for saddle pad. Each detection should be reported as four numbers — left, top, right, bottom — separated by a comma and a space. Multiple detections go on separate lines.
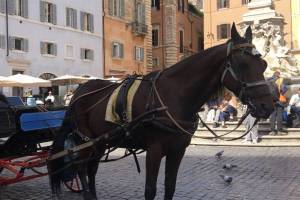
20, 110, 66, 132
105, 79, 142, 124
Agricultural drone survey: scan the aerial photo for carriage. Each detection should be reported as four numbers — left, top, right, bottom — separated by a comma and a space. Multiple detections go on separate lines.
0, 96, 81, 192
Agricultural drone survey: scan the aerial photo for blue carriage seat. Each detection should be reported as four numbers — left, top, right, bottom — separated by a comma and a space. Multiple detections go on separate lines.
20, 110, 66, 132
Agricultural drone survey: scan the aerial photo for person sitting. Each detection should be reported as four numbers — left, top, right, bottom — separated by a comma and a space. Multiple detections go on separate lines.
226, 94, 238, 121
287, 88, 300, 127
26, 90, 36, 106
218, 99, 230, 128
45, 91, 55, 106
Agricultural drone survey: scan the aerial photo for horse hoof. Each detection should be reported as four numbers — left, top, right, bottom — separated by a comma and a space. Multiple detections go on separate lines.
83, 192, 97, 200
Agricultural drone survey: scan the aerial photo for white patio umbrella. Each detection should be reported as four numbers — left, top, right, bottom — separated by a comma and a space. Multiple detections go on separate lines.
6, 74, 51, 87
50, 75, 90, 86
0, 76, 20, 87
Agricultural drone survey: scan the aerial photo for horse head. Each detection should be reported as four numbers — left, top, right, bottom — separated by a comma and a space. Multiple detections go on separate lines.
221, 23, 274, 119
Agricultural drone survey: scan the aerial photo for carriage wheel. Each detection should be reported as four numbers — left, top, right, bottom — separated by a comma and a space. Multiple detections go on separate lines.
63, 175, 82, 193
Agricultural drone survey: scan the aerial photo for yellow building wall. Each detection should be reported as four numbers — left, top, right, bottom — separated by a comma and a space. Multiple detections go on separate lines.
291, 0, 300, 61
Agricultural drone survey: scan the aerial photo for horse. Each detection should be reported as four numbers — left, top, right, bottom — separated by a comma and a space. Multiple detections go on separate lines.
48, 23, 275, 200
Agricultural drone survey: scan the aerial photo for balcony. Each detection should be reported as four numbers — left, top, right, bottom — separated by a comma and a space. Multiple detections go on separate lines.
132, 22, 148, 36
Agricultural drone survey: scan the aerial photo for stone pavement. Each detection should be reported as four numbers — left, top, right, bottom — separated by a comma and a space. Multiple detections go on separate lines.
1, 146, 300, 200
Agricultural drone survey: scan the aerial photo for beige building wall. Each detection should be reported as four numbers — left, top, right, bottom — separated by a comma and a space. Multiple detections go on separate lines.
204, 0, 293, 50
291, 0, 300, 61
103, 0, 152, 77
152, 0, 203, 70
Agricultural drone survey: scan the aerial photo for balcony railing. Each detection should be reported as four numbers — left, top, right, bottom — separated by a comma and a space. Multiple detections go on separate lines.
132, 22, 148, 36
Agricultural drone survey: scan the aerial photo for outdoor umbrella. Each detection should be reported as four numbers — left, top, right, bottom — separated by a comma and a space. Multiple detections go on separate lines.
50, 75, 90, 86
0, 76, 19, 87
6, 74, 51, 87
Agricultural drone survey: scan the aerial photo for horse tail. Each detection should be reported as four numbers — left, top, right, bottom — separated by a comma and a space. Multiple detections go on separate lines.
48, 109, 74, 195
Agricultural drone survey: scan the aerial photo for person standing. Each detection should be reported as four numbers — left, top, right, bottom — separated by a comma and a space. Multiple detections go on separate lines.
244, 113, 259, 144
64, 90, 74, 106
269, 71, 288, 135
26, 89, 36, 106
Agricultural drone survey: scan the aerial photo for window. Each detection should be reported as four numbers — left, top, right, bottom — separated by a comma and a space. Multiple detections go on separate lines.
65, 45, 74, 59
136, 3, 145, 24
40, 41, 57, 56
66, 8, 77, 29
217, 0, 229, 9
151, 0, 160, 10
12, 70, 24, 97
152, 27, 159, 47
153, 58, 159, 66
178, 0, 184, 13
0, 0, 28, 17
111, 42, 124, 58
134, 47, 144, 61
179, 30, 184, 53
0, 35, 5, 49
217, 24, 230, 40
9, 37, 28, 52
109, 0, 125, 18
242, 0, 251, 5
40, 1, 57, 24
80, 48, 94, 60
15, 0, 28, 17
80, 12, 94, 32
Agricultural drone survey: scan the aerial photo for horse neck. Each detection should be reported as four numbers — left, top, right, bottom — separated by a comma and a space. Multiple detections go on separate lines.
161, 44, 227, 115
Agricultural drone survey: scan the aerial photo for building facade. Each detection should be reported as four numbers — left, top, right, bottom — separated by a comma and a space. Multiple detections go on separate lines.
0, 0, 103, 95
204, 0, 293, 50
103, 0, 152, 77
151, 0, 204, 70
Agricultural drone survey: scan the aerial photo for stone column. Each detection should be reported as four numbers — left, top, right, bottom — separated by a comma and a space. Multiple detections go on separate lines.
164, 0, 178, 68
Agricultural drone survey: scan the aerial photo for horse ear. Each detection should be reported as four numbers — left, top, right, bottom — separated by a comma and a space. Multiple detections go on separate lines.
231, 22, 242, 42
244, 26, 252, 43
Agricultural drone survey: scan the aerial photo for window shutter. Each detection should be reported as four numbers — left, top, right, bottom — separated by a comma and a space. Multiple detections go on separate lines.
0, 0, 5, 13
9, 37, 15, 50
89, 14, 94, 32
66, 8, 70, 27
53, 44, 57, 55
0, 35, 5, 49
141, 48, 144, 61
134, 46, 137, 60
23, 39, 28, 52
80, 48, 85, 59
142, 4, 145, 24
73, 9, 77, 29
120, 0, 125, 18
182, 0, 185, 13
80, 12, 84, 31
227, 24, 231, 38
120, 43, 124, 58
157, 0, 160, 10
8, 0, 16, 15
111, 42, 115, 57
226, 0, 230, 8
90, 50, 94, 60
217, 25, 221, 40
109, 0, 113, 15
40, 1, 45, 22
52, 4, 57, 24
22, 0, 28, 18
40, 42, 45, 54
217, 0, 220, 9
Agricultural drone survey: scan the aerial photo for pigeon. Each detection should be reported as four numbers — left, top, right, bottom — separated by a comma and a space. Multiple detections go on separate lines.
215, 150, 224, 159
219, 175, 233, 184
222, 164, 237, 170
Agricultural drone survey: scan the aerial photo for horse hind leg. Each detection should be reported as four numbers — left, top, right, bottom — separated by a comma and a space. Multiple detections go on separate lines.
164, 148, 186, 200
145, 144, 163, 200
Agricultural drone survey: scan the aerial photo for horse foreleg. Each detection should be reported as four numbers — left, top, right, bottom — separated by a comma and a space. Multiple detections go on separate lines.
145, 144, 163, 200
164, 148, 186, 200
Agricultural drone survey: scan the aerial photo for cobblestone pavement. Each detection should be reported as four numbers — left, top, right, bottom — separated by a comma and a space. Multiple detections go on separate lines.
1, 146, 300, 200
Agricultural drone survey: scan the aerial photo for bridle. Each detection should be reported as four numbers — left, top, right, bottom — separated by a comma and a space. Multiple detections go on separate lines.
221, 41, 272, 113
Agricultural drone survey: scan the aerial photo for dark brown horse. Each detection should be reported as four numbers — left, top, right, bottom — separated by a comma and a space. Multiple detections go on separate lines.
49, 24, 275, 200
